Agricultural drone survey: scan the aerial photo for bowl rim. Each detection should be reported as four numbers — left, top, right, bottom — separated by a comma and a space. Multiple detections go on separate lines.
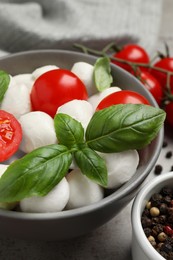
0, 49, 164, 220
131, 171, 173, 260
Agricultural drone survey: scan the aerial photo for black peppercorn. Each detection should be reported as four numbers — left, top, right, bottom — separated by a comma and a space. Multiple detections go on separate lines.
160, 203, 168, 214
161, 187, 173, 196
161, 242, 173, 253
151, 193, 163, 207
144, 227, 152, 237
141, 216, 152, 228
164, 196, 172, 205
159, 215, 167, 224
163, 141, 168, 148
166, 151, 173, 159
154, 164, 163, 175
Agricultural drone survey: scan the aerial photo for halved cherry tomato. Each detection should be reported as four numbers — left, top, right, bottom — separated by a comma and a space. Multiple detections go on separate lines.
0, 110, 22, 162
30, 69, 88, 117
134, 70, 163, 105
151, 57, 173, 91
96, 90, 150, 110
111, 44, 150, 73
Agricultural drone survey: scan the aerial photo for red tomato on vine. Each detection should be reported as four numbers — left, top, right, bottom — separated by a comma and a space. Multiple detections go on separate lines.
134, 70, 163, 106
111, 44, 150, 73
151, 57, 173, 91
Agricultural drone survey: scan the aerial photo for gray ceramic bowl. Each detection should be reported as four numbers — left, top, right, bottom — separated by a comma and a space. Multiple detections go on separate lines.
0, 50, 164, 240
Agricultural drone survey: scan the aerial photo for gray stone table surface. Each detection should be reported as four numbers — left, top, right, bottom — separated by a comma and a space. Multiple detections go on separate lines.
0, 0, 173, 259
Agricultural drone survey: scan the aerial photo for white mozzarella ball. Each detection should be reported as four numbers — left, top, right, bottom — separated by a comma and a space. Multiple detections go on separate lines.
57, 100, 94, 131
1, 76, 31, 119
0, 164, 18, 210
88, 86, 121, 110
19, 111, 57, 153
99, 150, 139, 189
13, 74, 34, 91
66, 169, 104, 209
71, 62, 96, 96
20, 177, 69, 213
32, 65, 59, 80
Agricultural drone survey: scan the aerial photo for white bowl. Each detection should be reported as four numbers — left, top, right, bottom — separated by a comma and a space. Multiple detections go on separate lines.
131, 171, 173, 260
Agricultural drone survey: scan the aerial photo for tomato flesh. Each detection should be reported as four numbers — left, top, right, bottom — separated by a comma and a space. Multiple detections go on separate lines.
0, 110, 22, 162
30, 69, 88, 117
96, 90, 150, 110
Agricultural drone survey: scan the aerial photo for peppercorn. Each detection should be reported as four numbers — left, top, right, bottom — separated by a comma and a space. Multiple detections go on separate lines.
154, 164, 163, 175
141, 216, 152, 228
159, 215, 167, 224
163, 140, 168, 148
160, 203, 168, 214
158, 232, 167, 242
142, 208, 150, 217
166, 151, 172, 159
150, 207, 160, 217
168, 207, 173, 215
144, 227, 152, 237
161, 187, 173, 196
151, 193, 163, 207
152, 224, 163, 236
146, 201, 151, 210
164, 226, 173, 236
148, 235, 156, 247
168, 215, 173, 224
164, 196, 172, 205
160, 250, 168, 258
161, 242, 173, 253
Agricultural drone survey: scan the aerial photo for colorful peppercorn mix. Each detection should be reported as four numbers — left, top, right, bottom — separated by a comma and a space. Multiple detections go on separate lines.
142, 186, 173, 259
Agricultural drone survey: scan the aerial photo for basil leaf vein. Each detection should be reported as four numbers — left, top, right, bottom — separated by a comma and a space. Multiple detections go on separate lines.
54, 113, 84, 149
74, 146, 107, 187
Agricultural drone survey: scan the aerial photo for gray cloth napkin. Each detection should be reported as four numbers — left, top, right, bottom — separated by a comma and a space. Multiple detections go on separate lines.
0, 0, 163, 56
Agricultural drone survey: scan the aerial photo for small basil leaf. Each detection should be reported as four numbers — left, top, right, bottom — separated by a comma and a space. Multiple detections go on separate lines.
0, 144, 72, 202
74, 146, 107, 187
94, 57, 113, 92
0, 70, 10, 103
54, 113, 84, 149
86, 104, 166, 153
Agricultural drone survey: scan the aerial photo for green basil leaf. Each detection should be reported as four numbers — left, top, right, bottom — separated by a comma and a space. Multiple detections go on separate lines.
94, 57, 113, 92
54, 113, 84, 149
74, 146, 107, 187
0, 144, 72, 202
86, 104, 166, 153
0, 70, 10, 103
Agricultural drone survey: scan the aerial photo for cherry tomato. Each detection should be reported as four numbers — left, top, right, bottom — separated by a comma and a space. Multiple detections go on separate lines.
30, 69, 88, 117
111, 44, 150, 73
135, 70, 163, 105
96, 90, 150, 110
151, 57, 173, 90
0, 110, 22, 162
165, 101, 173, 127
